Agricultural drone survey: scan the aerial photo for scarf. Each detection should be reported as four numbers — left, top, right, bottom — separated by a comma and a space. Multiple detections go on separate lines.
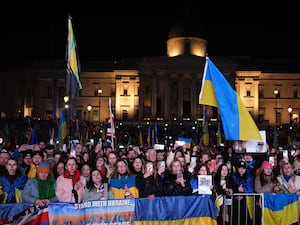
36, 178, 55, 199
63, 170, 81, 203
63, 170, 81, 186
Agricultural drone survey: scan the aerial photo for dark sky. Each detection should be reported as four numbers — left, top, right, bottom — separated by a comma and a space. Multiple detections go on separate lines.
1, 4, 300, 61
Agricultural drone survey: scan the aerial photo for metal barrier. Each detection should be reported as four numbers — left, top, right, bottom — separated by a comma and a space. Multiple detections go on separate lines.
219, 193, 263, 225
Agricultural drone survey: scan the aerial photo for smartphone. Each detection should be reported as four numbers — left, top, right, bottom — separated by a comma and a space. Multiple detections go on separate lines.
0, 138, 3, 144
147, 164, 153, 172
176, 171, 183, 179
283, 150, 288, 159
90, 139, 94, 144
269, 156, 275, 166
154, 144, 165, 150
210, 159, 217, 171
160, 161, 166, 168
70, 149, 76, 157
27, 144, 34, 150
62, 144, 67, 152
191, 157, 197, 163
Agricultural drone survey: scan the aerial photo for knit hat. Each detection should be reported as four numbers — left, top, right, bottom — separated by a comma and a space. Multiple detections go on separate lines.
37, 161, 50, 173
261, 160, 273, 170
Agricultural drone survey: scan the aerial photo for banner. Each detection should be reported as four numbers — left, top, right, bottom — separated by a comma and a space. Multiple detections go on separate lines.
48, 199, 135, 225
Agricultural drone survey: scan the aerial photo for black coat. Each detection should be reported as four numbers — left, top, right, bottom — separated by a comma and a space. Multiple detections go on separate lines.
162, 171, 192, 196
136, 173, 163, 198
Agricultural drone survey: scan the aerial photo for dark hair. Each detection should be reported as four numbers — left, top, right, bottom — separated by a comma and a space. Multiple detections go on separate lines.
86, 169, 103, 190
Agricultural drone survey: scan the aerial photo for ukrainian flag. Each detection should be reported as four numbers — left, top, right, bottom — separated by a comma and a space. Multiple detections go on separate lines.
66, 16, 82, 98
199, 57, 262, 141
134, 196, 218, 225
57, 110, 68, 143
263, 193, 298, 225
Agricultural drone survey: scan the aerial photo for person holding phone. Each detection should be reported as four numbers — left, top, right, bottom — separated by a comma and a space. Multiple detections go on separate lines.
136, 160, 163, 199
162, 159, 192, 196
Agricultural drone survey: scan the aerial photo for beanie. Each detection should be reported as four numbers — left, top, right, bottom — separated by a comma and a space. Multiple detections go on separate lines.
261, 160, 273, 170
37, 161, 50, 173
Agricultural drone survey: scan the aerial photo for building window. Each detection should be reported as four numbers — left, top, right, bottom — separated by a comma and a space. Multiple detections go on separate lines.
259, 89, 264, 98
123, 89, 128, 95
122, 110, 128, 121
294, 90, 298, 98
183, 101, 191, 118
93, 110, 99, 121
246, 90, 251, 97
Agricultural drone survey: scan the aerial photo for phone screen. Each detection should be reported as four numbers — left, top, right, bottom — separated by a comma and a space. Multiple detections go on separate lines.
176, 171, 183, 179
160, 161, 165, 168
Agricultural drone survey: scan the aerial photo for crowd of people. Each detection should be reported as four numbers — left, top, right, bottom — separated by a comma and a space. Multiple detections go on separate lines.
0, 136, 300, 225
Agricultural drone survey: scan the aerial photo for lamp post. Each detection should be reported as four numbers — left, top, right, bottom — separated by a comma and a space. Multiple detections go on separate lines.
288, 105, 293, 125
63, 96, 69, 109
274, 88, 279, 126
87, 104, 92, 122
98, 88, 102, 122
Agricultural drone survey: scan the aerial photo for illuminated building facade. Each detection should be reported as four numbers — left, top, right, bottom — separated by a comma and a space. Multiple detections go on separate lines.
0, 14, 299, 127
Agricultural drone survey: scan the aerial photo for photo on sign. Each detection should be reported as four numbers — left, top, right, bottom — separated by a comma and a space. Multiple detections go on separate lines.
233, 130, 267, 153
198, 175, 212, 195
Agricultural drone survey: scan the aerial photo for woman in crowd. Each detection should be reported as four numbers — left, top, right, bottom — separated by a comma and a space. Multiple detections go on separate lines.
214, 163, 234, 225
22, 162, 57, 207
254, 160, 281, 193
83, 169, 110, 201
288, 158, 300, 194
53, 160, 65, 180
136, 160, 163, 199
109, 159, 139, 199
131, 156, 144, 176
94, 156, 108, 183
81, 163, 91, 183
0, 158, 27, 203
106, 152, 118, 181
56, 157, 86, 203
163, 159, 192, 196
231, 160, 254, 225
277, 161, 293, 192
190, 162, 215, 200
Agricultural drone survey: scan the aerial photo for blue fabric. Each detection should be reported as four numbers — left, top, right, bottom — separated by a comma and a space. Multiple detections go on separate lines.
109, 175, 136, 189
0, 174, 27, 203
134, 195, 218, 220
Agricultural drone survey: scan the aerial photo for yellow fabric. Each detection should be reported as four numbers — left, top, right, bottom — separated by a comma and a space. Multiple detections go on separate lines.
111, 187, 139, 199
246, 196, 254, 220
15, 188, 22, 203
134, 216, 217, 225
27, 163, 37, 179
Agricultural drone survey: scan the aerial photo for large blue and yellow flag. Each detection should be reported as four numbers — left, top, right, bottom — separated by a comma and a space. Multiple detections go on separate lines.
66, 16, 82, 99
199, 57, 261, 141
134, 196, 218, 225
264, 193, 298, 225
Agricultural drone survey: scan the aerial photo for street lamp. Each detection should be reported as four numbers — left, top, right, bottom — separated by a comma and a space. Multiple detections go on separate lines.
274, 88, 279, 126
288, 105, 293, 124
98, 88, 102, 121
87, 104, 92, 122
64, 96, 69, 109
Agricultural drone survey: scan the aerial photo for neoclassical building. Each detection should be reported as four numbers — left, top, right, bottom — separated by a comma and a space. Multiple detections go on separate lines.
0, 14, 299, 127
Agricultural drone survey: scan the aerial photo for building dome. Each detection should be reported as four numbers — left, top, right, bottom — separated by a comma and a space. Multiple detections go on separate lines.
168, 14, 207, 39
167, 11, 208, 57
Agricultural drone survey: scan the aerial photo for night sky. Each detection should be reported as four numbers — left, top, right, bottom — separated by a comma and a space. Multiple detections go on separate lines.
1, 4, 299, 61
